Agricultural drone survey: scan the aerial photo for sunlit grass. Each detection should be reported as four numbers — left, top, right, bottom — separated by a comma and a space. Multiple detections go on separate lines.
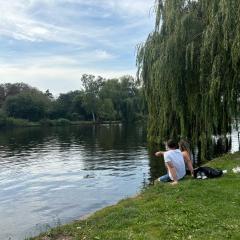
29, 152, 240, 240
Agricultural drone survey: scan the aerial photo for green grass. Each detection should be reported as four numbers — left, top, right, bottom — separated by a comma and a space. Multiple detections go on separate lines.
1, 118, 121, 129
30, 153, 240, 240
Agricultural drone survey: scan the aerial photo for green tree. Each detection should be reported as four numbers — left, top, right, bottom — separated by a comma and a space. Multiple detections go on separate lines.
98, 98, 116, 121
54, 91, 82, 119
0, 86, 5, 108
81, 74, 104, 121
0, 77, 147, 124
99, 79, 122, 119
137, 0, 240, 159
118, 76, 144, 122
4, 91, 50, 121
44, 89, 54, 100
0, 83, 33, 107
71, 92, 88, 120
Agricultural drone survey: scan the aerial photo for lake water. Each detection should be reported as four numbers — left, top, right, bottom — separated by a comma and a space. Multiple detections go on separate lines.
0, 124, 239, 240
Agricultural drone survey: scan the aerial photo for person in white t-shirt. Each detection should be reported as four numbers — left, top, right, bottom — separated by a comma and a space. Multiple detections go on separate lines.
155, 139, 186, 185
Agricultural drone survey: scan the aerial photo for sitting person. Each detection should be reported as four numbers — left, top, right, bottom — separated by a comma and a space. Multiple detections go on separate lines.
179, 139, 194, 176
155, 139, 186, 185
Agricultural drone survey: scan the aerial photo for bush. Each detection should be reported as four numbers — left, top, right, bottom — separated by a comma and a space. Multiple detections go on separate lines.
6, 117, 32, 127
4, 91, 50, 121
55, 118, 71, 126
40, 119, 55, 127
0, 116, 36, 128
0, 109, 7, 127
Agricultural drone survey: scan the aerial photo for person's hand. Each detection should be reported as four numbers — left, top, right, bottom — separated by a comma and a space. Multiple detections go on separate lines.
155, 151, 164, 157
170, 181, 178, 186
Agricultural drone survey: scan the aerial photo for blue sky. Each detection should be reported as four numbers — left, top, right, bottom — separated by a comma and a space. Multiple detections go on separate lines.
0, 0, 155, 94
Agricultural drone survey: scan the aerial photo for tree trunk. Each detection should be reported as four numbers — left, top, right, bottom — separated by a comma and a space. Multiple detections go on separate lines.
92, 111, 95, 122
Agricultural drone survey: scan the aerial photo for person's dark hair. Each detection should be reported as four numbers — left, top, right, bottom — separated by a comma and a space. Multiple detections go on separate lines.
179, 139, 190, 152
179, 139, 192, 160
166, 139, 178, 149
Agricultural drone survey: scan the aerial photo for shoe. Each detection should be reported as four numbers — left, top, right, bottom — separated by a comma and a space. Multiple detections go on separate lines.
232, 167, 240, 173
196, 172, 202, 179
201, 172, 208, 179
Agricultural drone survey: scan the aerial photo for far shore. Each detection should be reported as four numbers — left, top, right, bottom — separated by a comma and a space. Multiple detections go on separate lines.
0, 117, 141, 130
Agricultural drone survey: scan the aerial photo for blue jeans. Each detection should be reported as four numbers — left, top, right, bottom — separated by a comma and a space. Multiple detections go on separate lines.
158, 173, 171, 182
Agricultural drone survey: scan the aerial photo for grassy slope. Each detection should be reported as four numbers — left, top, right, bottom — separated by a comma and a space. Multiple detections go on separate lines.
31, 153, 240, 240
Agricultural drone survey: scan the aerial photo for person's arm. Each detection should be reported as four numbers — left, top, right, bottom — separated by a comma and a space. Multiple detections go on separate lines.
183, 151, 194, 176
166, 161, 178, 184
155, 151, 165, 157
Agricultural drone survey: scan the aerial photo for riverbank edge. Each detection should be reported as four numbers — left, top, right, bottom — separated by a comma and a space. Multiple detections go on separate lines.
0, 117, 128, 129
29, 152, 240, 240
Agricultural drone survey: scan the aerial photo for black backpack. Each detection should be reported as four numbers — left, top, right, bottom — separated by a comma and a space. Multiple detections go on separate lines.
194, 167, 223, 178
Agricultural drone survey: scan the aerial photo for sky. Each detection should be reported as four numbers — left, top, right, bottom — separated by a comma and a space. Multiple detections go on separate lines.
0, 0, 155, 94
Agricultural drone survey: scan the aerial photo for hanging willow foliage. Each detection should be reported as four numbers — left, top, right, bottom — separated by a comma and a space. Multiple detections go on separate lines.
137, 0, 240, 159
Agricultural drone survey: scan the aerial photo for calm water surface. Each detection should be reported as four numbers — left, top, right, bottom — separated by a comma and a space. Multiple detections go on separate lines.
0, 124, 162, 240
0, 124, 239, 240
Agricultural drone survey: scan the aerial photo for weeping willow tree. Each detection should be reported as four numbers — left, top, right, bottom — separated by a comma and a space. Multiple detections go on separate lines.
137, 0, 240, 159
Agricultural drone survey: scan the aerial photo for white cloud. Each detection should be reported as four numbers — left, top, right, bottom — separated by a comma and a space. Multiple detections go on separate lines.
0, 0, 154, 43
94, 50, 115, 60
61, 0, 154, 17
0, 63, 135, 94
0, 49, 115, 70
0, 0, 154, 93
0, 1, 110, 45
105, 0, 154, 16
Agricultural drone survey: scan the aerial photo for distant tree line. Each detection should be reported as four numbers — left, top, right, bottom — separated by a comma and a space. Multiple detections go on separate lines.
0, 75, 147, 124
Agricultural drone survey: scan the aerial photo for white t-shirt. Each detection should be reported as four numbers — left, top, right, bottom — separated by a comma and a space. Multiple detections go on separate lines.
164, 149, 186, 180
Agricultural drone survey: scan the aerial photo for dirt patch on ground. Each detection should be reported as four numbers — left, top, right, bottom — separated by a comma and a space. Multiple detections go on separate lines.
56, 237, 72, 240
41, 236, 72, 240
41, 237, 51, 240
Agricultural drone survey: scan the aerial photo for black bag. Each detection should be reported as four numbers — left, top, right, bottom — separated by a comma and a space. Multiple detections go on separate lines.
194, 167, 223, 178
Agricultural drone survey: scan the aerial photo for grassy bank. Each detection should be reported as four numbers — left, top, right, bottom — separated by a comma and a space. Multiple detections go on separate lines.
0, 117, 123, 129
0, 117, 39, 128
30, 153, 240, 240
